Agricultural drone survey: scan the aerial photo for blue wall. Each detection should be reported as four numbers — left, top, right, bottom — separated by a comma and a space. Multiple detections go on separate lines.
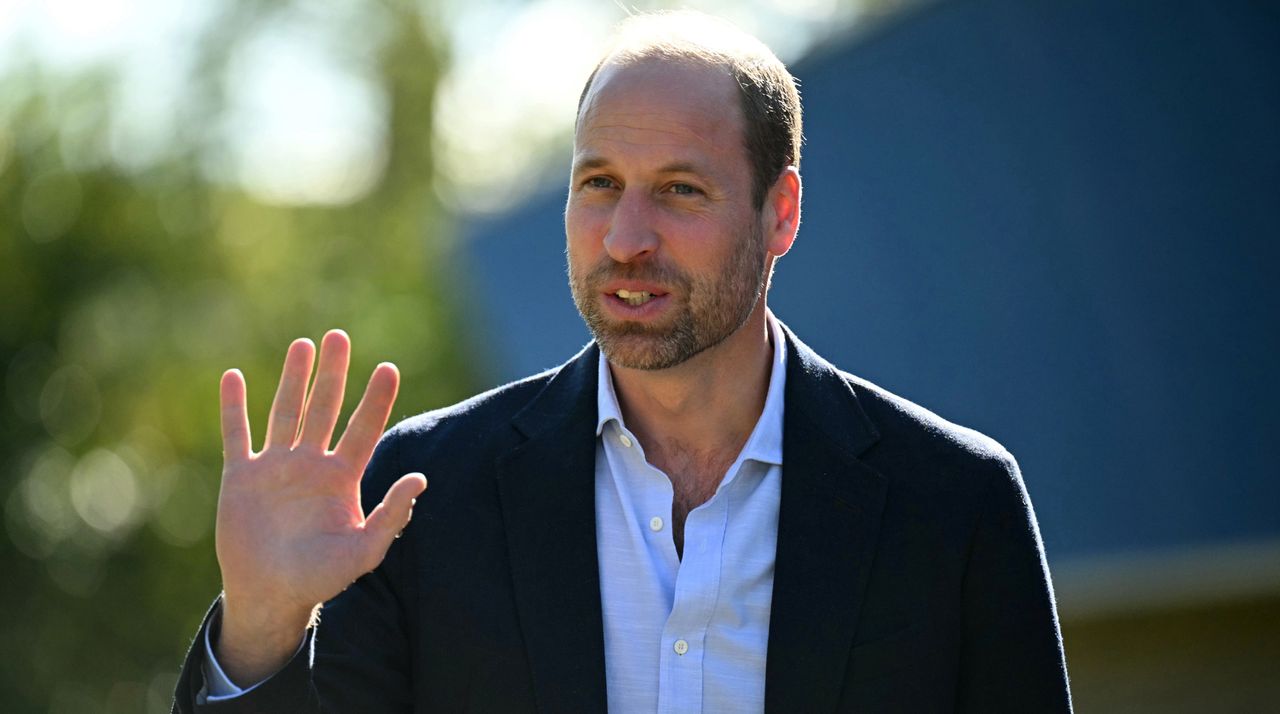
458, 0, 1280, 562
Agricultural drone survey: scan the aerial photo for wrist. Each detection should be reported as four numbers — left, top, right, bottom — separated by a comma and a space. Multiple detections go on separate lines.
215, 593, 316, 686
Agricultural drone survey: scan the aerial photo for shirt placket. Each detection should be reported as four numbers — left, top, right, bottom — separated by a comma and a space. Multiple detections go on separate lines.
656, 476, 733, 713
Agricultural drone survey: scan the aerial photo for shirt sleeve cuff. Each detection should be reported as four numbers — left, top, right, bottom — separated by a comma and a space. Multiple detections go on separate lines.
201, 609, 305, 701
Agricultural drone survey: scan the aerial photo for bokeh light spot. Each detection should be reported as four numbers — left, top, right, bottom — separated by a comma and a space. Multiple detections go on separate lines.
39, 363, 102, 446
7, 445, 81, 559
21, 169, 83, 242
69, 447, 142, 537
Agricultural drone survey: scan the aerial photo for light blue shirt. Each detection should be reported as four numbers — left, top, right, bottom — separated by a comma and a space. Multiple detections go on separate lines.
204, 315, 787, 710
595, 313, 785, 713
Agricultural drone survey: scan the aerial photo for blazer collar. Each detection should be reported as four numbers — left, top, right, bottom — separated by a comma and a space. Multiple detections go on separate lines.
498, 342, 608, 713
765, 323, 888, 712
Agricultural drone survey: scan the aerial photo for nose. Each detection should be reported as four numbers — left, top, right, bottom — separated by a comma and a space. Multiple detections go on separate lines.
603, 190, 659, 263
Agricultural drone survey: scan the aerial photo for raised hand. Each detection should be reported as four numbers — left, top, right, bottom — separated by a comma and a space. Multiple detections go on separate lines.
212, 330, 427, 685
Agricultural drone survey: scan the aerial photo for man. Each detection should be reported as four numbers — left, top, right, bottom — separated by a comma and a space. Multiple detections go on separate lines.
174, 11, 1071, 713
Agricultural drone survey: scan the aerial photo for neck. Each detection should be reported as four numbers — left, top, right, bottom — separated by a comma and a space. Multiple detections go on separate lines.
608, 303, 774, 462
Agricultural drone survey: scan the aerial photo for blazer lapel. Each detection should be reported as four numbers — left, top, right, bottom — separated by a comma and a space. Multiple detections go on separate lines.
496, 344, 608, 713
766, 327, 887, 713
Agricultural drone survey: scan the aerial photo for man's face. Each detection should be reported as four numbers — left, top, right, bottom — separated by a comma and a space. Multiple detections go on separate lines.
566, 58, 768, 371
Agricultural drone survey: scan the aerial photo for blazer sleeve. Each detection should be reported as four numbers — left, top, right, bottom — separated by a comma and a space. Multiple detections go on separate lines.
955, 454, 1073, 713
171, 431, 417, 714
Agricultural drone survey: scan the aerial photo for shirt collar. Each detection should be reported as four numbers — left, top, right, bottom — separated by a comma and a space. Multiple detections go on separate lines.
595, 311, 787, 466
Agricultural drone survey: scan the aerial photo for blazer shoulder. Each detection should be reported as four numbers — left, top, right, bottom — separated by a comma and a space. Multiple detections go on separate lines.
839, 370, 1018, 477
357, 366, 562, 503
832, 370, 1034, 544
391, 367, 559, 441
780, 321, 1014, 478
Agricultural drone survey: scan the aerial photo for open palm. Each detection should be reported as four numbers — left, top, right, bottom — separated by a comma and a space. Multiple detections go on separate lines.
213, 330, 425, 678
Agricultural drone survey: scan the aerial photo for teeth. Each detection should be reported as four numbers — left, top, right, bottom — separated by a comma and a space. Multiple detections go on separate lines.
615, 289, 654, 306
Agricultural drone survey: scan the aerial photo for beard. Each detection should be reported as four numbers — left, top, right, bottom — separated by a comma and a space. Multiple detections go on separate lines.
568, 224, 767, 371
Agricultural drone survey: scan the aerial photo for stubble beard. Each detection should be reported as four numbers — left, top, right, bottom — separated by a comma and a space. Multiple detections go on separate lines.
568, 224, 767, 371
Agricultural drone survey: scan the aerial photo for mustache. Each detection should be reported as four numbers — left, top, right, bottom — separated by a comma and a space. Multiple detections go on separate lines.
582, 258, 691, 291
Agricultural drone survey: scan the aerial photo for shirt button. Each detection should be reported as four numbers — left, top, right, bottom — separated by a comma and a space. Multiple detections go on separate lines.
649, 516, 663, 532
673, 639, 689, 655
619, 433, 633, 448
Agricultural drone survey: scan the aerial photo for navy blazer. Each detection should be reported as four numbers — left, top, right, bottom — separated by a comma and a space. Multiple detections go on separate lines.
173, 325, 1071, 712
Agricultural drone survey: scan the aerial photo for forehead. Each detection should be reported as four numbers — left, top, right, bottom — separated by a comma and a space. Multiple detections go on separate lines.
574, 58, 745, 164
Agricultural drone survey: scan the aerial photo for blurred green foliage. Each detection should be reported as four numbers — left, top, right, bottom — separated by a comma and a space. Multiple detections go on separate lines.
0, 2, 480, 711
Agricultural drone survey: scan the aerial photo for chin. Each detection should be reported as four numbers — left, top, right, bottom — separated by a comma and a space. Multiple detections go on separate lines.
597, 330, 696, 371
599, 337, 676, 371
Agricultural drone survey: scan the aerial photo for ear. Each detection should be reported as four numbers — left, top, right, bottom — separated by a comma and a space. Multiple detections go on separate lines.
763, 166, 801, 258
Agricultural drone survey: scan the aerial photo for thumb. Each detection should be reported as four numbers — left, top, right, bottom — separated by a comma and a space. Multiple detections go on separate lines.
361, 472, 427, 569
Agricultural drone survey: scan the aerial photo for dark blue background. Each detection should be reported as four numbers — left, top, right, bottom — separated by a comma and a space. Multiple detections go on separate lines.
457, 0, 1280, 563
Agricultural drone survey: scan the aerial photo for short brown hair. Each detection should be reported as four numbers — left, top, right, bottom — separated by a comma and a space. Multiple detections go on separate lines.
576, 11, 803, 211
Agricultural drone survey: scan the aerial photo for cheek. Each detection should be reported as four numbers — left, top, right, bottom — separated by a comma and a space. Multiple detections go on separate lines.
564, 210, 600, 278
565, 201, 605, 249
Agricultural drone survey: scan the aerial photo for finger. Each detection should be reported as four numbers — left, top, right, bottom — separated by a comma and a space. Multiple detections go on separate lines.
220, 369, 252, 460
334, 362, 400, 469
264, 338, 316, 449
298, 329, 351, 450
361, 473, 427, 569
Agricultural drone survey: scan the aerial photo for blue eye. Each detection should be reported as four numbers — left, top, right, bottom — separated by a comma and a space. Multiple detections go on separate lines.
670, 183, 696, 195
587, 177, 614, 189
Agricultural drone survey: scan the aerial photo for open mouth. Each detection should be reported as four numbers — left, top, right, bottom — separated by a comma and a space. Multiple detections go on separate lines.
614, 289, 656, 306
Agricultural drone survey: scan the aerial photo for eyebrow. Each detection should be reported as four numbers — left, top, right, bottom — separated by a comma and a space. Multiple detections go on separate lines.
656, 161, 703, 176
571, 156, 610, 176
571, 156, 709, 177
